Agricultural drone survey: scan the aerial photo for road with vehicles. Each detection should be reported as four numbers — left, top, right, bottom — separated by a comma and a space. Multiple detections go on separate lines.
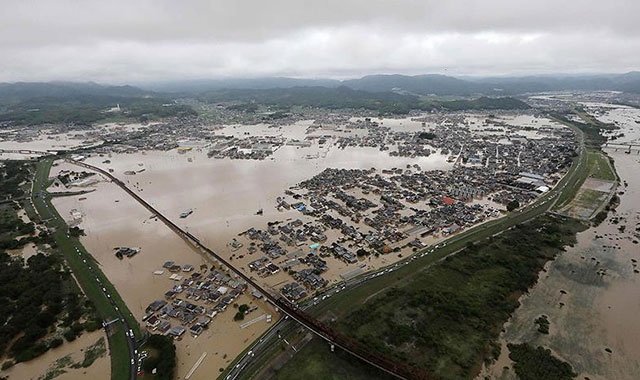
31, 160, 140, 380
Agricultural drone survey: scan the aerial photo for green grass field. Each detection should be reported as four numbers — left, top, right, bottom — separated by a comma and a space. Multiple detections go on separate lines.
586, 151, 617, 181
273, 338, 394, 380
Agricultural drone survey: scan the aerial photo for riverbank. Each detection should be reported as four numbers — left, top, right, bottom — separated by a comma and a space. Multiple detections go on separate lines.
480, 104, 640, 380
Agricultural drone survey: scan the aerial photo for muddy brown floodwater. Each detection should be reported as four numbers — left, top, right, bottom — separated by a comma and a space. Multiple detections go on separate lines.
1, 114, 572, 380
49, 164, 279, 380
480, 105, 640, 380
2, 331, 110, 380
44, 135, 456, 378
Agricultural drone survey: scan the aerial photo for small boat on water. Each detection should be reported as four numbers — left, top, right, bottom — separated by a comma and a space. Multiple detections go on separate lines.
180, 209, 193, 218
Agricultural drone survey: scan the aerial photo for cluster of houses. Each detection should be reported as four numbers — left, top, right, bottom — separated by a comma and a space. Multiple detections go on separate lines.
207, 135, 284, 160
288, 167, 499, 251
242, 218, 330, 261
257, 121, 572, 299
143, 264, 250, 338
281, 282, 308, 302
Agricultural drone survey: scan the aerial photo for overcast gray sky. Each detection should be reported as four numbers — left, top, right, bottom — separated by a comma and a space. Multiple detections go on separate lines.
1, 0, 638, 83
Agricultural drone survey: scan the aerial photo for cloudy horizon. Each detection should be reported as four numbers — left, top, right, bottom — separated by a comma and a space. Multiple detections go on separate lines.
1, 0, 638, 84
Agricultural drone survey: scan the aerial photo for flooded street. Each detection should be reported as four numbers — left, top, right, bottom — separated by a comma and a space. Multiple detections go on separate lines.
50, 166, 279, 379
80, 132, 452, 259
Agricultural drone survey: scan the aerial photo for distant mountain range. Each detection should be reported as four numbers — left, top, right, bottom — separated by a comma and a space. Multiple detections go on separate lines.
0, 72, 638, 125
0, 81, 151, 105
142, 72, 640, 96
1, 72, 639, 106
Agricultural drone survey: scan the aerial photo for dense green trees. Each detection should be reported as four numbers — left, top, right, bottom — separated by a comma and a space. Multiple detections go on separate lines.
141, 335, 176, 380
339, 216, 585, 379
0, 252, 91, 361
0, 161, 94, 363
507, 200, 521, 212
0, 161, 30, 200
508, 343, 577, 380
1, 97, 196, 125
199, 87, 530, 116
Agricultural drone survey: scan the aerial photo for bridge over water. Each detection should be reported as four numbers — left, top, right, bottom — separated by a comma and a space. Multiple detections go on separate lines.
0, 148, 52, 155
603, 142, 640, 153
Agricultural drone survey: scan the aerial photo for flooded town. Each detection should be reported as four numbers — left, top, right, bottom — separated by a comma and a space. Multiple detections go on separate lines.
2, 84, 640, 380
5, 91, 639, 379
2, 3, 640, 380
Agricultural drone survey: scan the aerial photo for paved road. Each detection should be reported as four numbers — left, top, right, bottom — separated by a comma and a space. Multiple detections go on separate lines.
32, 175, 139, 380
70, 242, 140, 380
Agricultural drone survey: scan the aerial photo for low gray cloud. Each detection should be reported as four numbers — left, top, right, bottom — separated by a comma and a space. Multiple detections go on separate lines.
0, 0, 638, 82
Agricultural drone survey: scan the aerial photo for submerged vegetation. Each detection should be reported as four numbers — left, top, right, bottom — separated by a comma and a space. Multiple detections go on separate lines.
0, 161, 97, 366
140, 334, 176, 380
508, 343, 577, 380
534, 315, 550, 334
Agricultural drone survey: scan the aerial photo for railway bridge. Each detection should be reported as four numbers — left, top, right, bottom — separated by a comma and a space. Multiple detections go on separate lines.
68, 159, 436, 380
